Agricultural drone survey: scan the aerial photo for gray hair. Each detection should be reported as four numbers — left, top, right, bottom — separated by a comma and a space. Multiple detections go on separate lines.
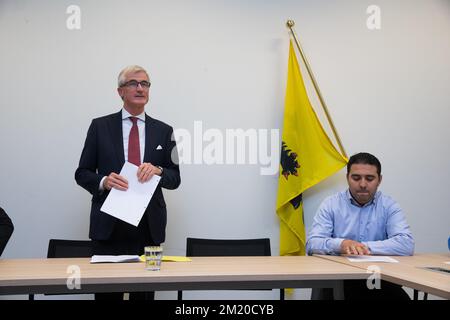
118, 65, 150, 87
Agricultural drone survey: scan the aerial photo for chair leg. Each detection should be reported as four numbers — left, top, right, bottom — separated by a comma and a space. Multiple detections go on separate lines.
333, 281, 345, 300
413, 289, 418, 300
310, 288, 320, 300
177, 290, 183, 300
280, 289, 285, 300
423, 292, 428, 300
29, 294, 34, 300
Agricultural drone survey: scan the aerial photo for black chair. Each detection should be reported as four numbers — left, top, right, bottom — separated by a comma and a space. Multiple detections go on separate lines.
178, 237, 284, 300
46, 239, 93, 259
29, 239, 93, 300
413, 289, 428, 300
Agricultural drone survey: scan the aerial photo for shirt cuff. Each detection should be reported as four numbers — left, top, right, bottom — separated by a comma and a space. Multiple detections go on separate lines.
99, 176, 107, 192
364, 241, 379, 255
327, 238, 345, 255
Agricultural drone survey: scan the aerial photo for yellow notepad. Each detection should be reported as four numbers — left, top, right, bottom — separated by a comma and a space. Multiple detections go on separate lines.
162, 256, 192, 262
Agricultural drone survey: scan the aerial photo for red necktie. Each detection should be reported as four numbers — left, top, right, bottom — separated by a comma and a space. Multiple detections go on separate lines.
128, 117, 141, 166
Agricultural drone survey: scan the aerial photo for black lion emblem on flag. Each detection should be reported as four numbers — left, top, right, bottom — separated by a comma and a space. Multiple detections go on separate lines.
280, 142, 300, 180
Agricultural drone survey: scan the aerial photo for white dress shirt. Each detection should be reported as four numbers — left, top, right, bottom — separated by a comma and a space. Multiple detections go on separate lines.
99, 108, 146, 191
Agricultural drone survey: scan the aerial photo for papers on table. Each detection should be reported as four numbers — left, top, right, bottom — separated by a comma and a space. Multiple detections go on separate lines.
90, 255, 141, 263
91, 255, 191, 264
139, 255, 192, 262
100, 162, 161, 226
347, 256, 399, 263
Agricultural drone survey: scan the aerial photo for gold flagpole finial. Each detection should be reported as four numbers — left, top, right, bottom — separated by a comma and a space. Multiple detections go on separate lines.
286, 19, 295, 28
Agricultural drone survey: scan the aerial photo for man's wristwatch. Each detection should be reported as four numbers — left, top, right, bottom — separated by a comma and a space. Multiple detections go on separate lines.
156, 166, 164, 176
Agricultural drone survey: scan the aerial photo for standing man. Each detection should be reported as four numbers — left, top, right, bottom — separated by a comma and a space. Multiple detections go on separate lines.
306, 152, 414, 300
75, 65, 181, 300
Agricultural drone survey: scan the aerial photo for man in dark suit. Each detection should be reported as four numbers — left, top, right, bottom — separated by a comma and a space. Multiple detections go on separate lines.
75, 65, 180, 300
0, 207, 14, 257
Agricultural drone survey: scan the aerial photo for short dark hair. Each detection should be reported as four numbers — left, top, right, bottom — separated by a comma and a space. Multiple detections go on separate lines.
347, 152, 381, 176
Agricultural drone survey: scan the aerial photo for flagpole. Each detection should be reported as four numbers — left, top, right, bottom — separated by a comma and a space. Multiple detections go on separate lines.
286, 19, 348, 159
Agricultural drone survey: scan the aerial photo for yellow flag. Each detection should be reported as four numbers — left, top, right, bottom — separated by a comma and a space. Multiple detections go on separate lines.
276, 41, 348, 256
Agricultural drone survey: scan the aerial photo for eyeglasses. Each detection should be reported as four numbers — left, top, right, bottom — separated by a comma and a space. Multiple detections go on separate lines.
120, 80, 151, 89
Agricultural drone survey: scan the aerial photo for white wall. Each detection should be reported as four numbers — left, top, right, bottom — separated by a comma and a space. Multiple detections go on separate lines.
1, 0, 449, 300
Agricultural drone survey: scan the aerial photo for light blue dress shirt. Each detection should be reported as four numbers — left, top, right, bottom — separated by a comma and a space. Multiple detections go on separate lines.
306, 190, 414, 256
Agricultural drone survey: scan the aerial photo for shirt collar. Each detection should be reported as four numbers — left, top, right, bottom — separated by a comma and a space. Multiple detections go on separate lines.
346, 189, 380, 207
122, 108, 146, 122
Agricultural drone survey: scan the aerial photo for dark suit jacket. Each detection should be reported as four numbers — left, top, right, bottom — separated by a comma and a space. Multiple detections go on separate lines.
0, 207, 14, 256
75, 111, 180, 243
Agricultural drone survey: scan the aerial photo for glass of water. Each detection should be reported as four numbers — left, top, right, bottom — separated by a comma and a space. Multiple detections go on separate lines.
145, 246, 163, 271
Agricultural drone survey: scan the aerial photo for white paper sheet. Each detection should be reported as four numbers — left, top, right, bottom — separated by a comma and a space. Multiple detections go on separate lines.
347, 256, 399, 263
90, 255, 141, 263
100, 162, 161, 226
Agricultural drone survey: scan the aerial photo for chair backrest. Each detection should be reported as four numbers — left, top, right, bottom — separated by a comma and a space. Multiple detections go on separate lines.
47, 239, 93, 258
186, 237, 271, 257
29, 239, 93, 299
179, 238, 283, 300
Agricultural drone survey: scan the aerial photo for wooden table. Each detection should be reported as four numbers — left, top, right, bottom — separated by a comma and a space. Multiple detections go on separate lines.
0, 256, 369, 299
315, 253, 450, 299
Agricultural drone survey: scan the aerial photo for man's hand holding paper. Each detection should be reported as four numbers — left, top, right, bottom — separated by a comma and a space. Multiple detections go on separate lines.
100, 162, 161, 226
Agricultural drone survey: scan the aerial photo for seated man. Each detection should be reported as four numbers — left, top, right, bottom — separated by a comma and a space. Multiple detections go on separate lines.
306, 152, 414, 300
0, 207, 14, 256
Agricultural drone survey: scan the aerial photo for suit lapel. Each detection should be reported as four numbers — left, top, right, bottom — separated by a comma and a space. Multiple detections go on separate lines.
107, 111, 125, 167
144, 114, 158, 163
